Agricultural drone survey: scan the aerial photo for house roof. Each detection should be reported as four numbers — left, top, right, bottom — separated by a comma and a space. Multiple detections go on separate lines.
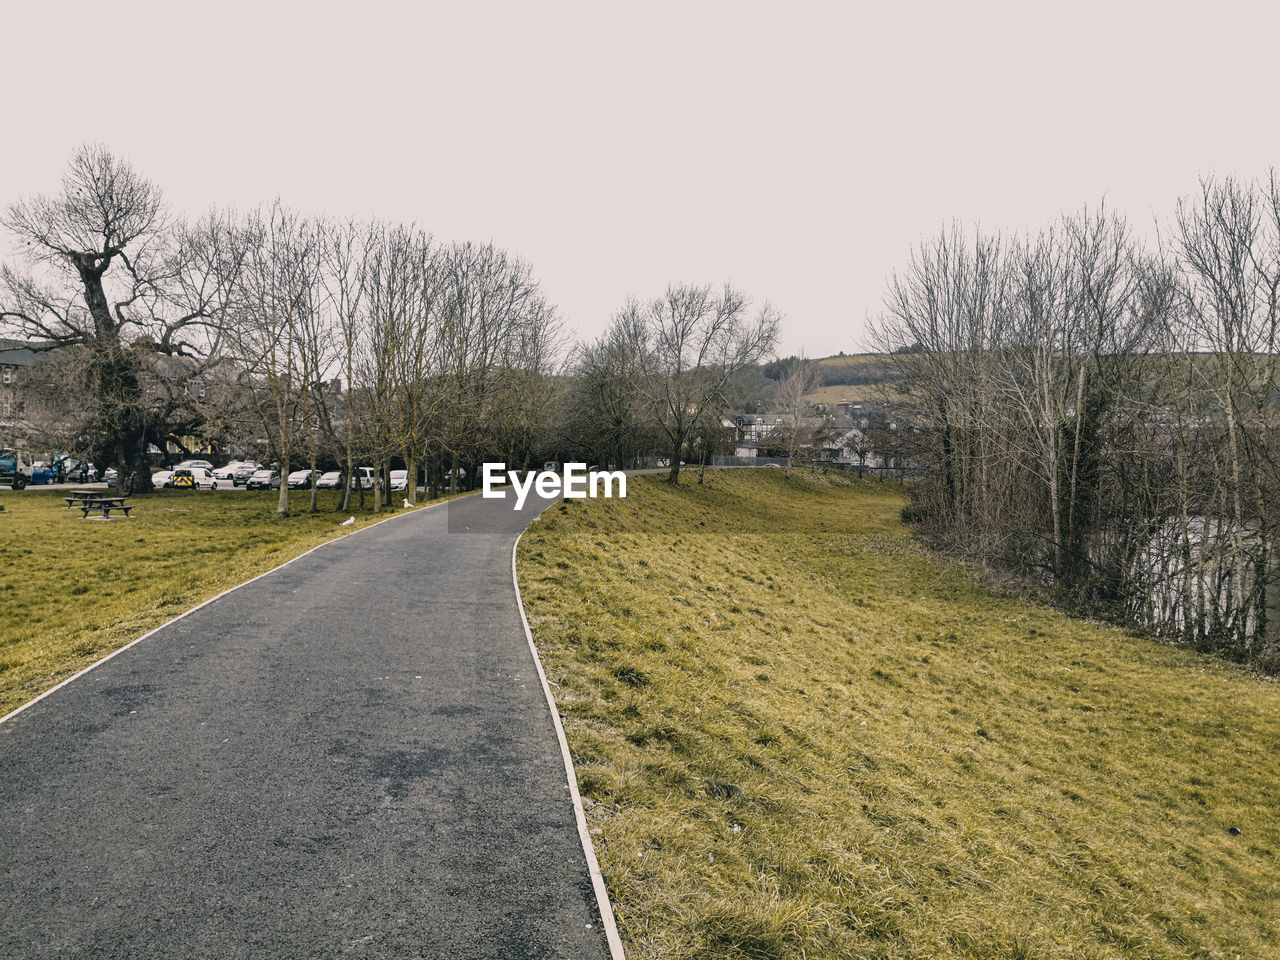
0, 339, 52, 367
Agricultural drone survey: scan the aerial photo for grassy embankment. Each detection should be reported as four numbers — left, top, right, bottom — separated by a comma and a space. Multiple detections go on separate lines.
517, 470, 1280, 960
0, 487, 447, 716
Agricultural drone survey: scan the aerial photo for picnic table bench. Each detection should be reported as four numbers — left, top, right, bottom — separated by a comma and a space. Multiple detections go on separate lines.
72, 496, 133, 519
63, 491, 101, 507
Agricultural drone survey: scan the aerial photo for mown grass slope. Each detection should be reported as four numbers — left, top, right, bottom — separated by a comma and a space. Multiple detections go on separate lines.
517, 471, 1280, 960
0, 488, 437, 716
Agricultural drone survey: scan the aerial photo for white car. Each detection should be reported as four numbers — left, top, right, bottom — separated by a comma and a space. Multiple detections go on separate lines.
390, 469, 409, 491
152, 469, 175, 487
212, 461, 244, 481
176, 459, 214, 473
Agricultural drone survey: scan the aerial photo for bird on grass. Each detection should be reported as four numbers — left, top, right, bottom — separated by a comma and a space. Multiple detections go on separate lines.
340, 516, 355, 527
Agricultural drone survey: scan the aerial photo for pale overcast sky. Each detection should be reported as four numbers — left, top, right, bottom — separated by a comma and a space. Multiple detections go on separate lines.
3, 1, 1278, 356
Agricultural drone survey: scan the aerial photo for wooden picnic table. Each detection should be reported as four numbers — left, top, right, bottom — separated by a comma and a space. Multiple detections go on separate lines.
63, 491, 101, 507
72, 496, 134, 519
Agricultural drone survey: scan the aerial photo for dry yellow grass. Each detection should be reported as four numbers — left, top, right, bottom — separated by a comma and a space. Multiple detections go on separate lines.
804, 383, 891, 404
517, 470, 1280, 959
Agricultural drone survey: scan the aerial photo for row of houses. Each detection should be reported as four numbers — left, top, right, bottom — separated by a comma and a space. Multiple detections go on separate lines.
727, 400, 906, 470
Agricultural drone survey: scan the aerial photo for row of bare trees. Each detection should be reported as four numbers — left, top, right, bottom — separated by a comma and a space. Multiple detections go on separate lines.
1, 146, 782, 512
220, 208, 563, 515
876, 175, 1280, 669
0, 148, 562, 512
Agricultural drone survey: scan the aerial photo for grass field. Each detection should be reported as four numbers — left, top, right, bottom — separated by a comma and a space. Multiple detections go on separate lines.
804, 383, 892, 404
0, 487, 443, 717
516, 471, 1280, 960
815, 353, 890, 366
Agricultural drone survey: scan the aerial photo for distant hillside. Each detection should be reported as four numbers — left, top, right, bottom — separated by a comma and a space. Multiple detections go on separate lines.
814, 352, 890, 366
806, 382, 892, 403
808, 353, 901, 403
743, 353, 903, 412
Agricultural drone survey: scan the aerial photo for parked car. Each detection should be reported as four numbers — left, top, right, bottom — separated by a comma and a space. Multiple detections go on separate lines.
351, 466, 375, 489
103, 467, 118, 488
246, 469, 281, 490
389, 469, 409, 491
29, 462, 56, 484
175, 459, 214, 472
170, 467, 218, 490
212, 461, 245, 482
152, 469, 176, 487
287, 469, 320, 489
316, 470, 344, 490
232, 462, 260, 486
0, 450, 33, 489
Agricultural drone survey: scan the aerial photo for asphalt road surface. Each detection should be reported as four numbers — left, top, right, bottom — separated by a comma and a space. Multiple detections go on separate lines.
0, 489, 613, 959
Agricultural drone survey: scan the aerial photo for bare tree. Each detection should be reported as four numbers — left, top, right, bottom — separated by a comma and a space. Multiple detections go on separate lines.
224, 202, 325, 516
363, 224, 447, 507
0, 145, 238, 492
1172, 173, 1280, 660
322, 218, 374, 512
437, 242, 561, 492
629, 283, 781, 484
771, 355, 821, 477
563, 323, 651, 469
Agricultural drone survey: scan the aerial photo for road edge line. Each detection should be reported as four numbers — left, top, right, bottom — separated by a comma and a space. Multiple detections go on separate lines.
511, 530, 627, 960
0, 491, 472, 727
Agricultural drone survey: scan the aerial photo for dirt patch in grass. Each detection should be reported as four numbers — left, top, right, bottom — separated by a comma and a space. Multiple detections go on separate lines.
0, 487, 457, 716
517, 470, 1280, 960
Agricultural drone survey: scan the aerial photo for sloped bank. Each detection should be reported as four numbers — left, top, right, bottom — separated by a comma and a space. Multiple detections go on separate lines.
516, 469, 1280, 960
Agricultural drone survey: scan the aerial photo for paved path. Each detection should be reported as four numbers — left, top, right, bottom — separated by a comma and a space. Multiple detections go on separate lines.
0, 490, 613, 959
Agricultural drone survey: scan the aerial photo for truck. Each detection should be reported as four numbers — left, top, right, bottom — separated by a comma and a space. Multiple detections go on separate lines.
0, 450, 34, 489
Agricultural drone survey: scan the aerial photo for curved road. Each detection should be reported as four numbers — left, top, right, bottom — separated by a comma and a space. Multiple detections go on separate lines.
0, 490, 613, 959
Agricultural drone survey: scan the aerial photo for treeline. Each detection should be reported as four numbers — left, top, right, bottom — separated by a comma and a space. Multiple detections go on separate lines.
876, 175, 1280, 670
763, 355, 900, 388
217, 206, 563, 515
0, 147, 779, 511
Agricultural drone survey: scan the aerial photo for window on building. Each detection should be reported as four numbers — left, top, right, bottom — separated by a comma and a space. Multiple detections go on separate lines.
2, 368, 11, 384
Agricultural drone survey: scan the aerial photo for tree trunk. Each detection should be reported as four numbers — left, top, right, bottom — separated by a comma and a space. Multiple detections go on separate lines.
276, 453, 290, 517
666, 438, 682, 484
339, 447, 352, 512
309, 448, 319, 513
